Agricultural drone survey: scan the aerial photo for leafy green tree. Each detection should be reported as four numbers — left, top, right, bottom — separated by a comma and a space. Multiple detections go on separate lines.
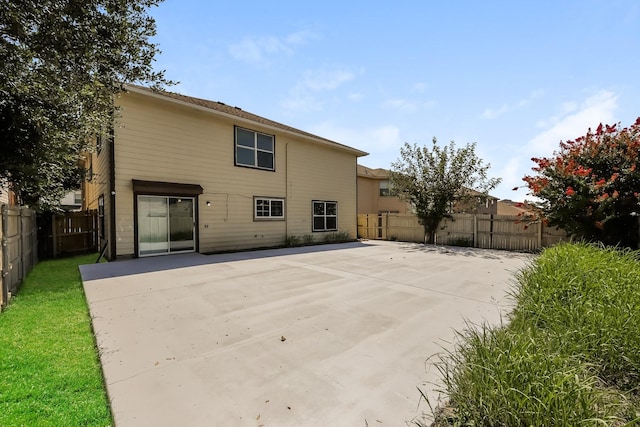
522, 117, 640, 248
390, 138, 501, 244
0, 0, 170, 207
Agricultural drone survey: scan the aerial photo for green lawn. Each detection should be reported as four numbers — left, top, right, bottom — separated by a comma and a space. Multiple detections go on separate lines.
0, 254, 112, 426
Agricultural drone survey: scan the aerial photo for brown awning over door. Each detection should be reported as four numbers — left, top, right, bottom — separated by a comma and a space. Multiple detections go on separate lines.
132, 179, 204, 196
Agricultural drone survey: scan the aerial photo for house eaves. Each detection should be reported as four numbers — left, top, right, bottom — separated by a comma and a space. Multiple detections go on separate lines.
123, 85, 368, 158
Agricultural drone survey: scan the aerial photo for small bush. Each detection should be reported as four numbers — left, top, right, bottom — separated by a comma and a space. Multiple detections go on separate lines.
286, 232, 352, 247
285, 235, 301, 247
446, 236, 473, 247
323, 231, 351, 243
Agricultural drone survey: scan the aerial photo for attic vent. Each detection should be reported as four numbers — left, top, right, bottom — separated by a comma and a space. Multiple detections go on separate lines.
234, 106, 242, 110
217, 101, 225, 106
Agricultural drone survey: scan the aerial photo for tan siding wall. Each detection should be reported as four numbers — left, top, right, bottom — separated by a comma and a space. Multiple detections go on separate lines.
83, 135, 113, 258
0, 185, 9, 205
286, 141, 358, 238
377, 195, 412, 215
357, 176, 376, 214
357, 176, 411, 215
112, 92, 359, 256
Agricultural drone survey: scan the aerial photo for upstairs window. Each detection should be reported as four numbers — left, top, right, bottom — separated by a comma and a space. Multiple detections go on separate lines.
235, 126, 275, 170
254, 197, 285, 220
312, 201, 337, 232
379, 180, 397, 196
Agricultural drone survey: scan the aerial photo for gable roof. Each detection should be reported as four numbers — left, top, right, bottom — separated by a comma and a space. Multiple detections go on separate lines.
124, 85, 368, 157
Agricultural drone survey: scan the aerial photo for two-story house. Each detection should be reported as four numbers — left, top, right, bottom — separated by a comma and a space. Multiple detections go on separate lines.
84, 85, 367, 259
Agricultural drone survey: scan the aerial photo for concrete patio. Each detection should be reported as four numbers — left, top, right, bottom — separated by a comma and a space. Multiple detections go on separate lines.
80, 240, 531, 426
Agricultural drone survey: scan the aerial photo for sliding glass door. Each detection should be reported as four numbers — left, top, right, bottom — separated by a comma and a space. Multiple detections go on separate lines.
137, 195, 195, 256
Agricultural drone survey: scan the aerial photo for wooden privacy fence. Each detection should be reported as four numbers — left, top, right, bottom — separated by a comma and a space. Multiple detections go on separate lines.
1, 205, 38, 309
50, 210, 98, 258
358, 213, 569, 252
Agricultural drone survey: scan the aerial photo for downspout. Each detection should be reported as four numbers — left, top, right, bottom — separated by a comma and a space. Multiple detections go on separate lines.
285, 142, 288, 238
108, 122, 117, 260
355, 159, 359, 239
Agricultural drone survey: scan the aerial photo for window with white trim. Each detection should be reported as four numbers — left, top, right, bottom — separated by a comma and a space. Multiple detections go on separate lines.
235, 126, 275, 170
312, 200, 337, 231
254, 197, 284, 220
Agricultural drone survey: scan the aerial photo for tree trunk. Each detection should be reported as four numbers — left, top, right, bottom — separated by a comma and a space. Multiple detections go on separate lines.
423, 225, 435, 244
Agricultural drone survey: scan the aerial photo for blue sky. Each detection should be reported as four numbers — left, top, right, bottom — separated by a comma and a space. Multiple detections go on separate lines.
148, 0, 640, 200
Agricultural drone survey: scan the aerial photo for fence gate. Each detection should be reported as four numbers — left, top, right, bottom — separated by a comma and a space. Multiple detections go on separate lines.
37, 210, 98, 260
50, 210, 98, 258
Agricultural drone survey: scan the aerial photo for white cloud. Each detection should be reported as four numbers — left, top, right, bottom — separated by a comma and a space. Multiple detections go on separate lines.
482, 90, 542, 119
413, 82, 429, 93
488, 90, 619, 201
382, 98, 437, 112
310, 121, 401, 156
383, 98, 419, 111
281, 66, 358, 113
482, 104, 509, 119
301, 68, 356, 91
529, 90, 618, 154
347, 92, 364, 102
228, 31, 318, 65
536, 101, 579, 128
284, 30, 319, 46
369, 125, 402, 150
280, 95, 323, 113
493, 156, 529, 200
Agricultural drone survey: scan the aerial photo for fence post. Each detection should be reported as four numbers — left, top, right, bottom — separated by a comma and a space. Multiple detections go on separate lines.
537, 220, 543, 250
385, 212, 389, 240
1, 204, 7, 309
489, 214, 494, 249
473, 215, 478, 248
33, 212, 38, 265
19, 207, 24, 284
51, 213, 57, 258
16, 206, 23, 287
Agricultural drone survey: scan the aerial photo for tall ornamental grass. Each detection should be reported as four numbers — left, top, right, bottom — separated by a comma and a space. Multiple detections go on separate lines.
428, 243, 640, 426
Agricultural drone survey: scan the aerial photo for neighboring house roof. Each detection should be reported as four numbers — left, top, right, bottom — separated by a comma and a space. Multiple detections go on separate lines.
357, 164, 499, 200
497, 200, 532, 215
124, 85, 368, 157
357, 164, 390, 179
462, 187, 499, 201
